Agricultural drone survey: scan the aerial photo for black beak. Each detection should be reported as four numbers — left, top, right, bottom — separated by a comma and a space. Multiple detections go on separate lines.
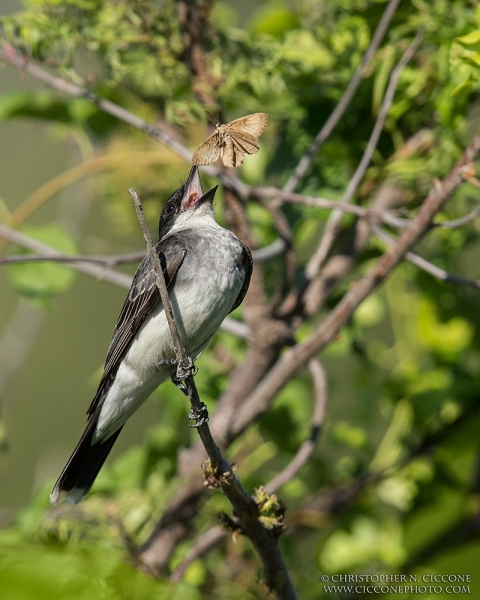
197, 184, 218, 206
181, 166, 203, 211
181, 166, 218, 210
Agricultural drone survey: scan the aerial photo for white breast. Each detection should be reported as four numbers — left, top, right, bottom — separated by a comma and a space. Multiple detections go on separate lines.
94, 221, 245, 442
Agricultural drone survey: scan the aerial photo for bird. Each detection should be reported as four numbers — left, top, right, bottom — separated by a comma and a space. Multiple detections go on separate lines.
50, 166, 252, 505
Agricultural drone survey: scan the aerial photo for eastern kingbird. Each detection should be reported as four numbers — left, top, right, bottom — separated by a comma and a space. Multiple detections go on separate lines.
50, 166, 252, 504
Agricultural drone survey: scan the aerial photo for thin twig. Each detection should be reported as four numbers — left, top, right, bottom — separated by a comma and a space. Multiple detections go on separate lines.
0, 250, 146, 266
266, 359, 328, 494
0, 222, 133, 288
305, 31, 424, 280
387, 204, 480, 230
372, 224, 480, 290
253, 188, 480, 233
283, 0, 402, 193
128, 188, 298, 600
0, 222, 248, 339
170, 358, 328, 581
253, 187, 380, 218
435, 204, 480, 229
128, 187, 190, 372
0, 238, 300, 267
170, 525, 225, 583
251, 238, 286, 261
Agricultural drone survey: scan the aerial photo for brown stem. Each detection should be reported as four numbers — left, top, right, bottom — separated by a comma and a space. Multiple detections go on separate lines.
305, 31, 424, 280
128, 188, 298, 600
283, 0, 403, 192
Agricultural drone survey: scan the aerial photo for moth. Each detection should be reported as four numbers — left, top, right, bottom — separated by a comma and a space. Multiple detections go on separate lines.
192, 112, 268, 168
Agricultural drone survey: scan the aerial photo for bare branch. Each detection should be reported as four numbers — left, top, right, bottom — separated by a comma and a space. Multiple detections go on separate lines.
251, 238, 287, 262
0, 222, 133, 288
227, 129, 480, 443
255, 188, 480, 235
252, 187, 374, 218
435, 204, 480, 229
283, 0, 403, 193
306, 31, 424, 279
385, 203, 480, 231
128, 189, 298, 600
169, 526, 225, 583
170, 358, 328, 581
0, 223, 247, 338
0, 236, 304, 267
128, 188, 191, 372
266, 359, 328, 494
0, 250, 146, 267
372, 224, 480, 290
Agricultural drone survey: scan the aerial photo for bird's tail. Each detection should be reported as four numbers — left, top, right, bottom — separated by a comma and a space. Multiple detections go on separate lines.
50, 414, 123, 505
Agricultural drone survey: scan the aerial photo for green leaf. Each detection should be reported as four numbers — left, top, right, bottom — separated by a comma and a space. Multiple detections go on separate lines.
248, 7, 300, 38
0, 531, 169, 600
282, 30, 334, 71
333, 421, 367, 449
455, 29, 480, 52
8, 223, 78, 304
0, 90, 95, 124
318, 517, 406, 573
417, 298, 473, 358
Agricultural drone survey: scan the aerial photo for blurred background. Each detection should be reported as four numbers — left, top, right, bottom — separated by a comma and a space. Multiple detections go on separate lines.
1, 0, 480, 598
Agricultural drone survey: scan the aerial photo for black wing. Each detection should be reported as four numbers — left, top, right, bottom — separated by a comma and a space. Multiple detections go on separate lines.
229, 243, 252, 314
87, 235, 187, 416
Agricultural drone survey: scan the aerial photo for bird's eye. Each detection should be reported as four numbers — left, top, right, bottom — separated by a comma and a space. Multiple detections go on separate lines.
166, 203, 175, 214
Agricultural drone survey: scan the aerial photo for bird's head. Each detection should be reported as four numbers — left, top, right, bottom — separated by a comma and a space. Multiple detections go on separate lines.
159, 166, 218, 239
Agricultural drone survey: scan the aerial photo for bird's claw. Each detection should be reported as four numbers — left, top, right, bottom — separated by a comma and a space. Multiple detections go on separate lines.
159, 356, 198, 381
176, 356, 198, 381
188, 403, 209, 428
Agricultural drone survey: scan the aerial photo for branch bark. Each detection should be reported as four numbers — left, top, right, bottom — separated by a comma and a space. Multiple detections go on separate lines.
226, 137, 480, 444
128, 188, 298, 600
305, 31, 424, 279
283, 0, 403, 192
0, 222, 133, 288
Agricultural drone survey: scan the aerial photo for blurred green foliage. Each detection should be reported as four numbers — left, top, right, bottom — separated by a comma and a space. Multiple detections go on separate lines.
8, 223, 78, 308
1, 0, 480, 598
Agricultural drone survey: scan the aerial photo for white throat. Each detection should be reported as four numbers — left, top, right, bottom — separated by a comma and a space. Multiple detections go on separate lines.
167, 203, 218, 234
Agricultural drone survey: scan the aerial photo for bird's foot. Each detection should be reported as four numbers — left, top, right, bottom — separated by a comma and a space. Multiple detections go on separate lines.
175, 356, 198, 381
157, 357, 176, 367
158, 356, 198, 381
188, 403, 209, 428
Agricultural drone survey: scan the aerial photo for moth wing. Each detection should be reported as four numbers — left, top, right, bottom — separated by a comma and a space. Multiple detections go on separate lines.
192, 131, 221, 166
221, 135, 245, 168
225, 113, 268, 139
229, 130, 259, 155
